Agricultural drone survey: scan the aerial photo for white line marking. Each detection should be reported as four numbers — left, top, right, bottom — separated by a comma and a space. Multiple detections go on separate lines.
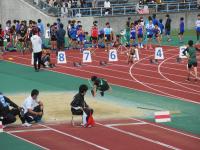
8, 128, 50, 133
158, 55, 200, 93
129, 118, 200, 140
129, 53, 200, 105
105, 122, 147, 127
39, 124, 110, 150
10, 55, 200, 96
5, 58, 200, 105
6, 132, 49, 150
96, 122, 181, 150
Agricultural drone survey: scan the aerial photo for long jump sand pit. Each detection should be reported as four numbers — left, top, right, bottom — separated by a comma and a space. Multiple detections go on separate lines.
8, 92, 144, 123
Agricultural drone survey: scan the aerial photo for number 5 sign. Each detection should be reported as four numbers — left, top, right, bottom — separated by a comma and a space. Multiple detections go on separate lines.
83, 50, 92, 63
109, 49, 118, 62
155, 47, 164, 60
57, 51, 67, 64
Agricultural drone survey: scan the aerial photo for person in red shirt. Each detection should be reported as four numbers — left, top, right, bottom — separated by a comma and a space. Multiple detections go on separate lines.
91, 21, 98, 48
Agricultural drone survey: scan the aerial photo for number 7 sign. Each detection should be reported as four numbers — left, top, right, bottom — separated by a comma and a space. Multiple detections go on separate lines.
83, 50, 92, 63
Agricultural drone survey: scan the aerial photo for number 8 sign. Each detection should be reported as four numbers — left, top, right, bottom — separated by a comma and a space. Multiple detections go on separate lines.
57, 51, 67, 64
109, 49, 118, 62
155, 47, 164, 60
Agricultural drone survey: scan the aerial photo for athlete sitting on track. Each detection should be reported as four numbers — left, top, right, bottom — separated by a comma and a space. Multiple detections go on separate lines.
70, 84, 94, 127
183, 40, 200, 81
41, 50, 55, 68
90, 76, 111, 97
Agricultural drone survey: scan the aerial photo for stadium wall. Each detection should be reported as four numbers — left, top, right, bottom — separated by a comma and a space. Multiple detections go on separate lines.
0, 0, 198, 34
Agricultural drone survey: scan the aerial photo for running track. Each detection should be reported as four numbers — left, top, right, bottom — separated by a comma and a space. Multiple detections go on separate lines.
5, 118, 200, 150
4, 45, 200, 104
2, 45, 200, 149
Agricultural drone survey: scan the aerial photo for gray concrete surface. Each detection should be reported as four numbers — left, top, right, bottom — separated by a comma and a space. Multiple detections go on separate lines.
0, 0, 199, 34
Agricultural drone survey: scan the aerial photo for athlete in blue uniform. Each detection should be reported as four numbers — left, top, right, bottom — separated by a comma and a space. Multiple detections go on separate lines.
130, 22, 136, 46
145, 19, 154, 50
137, 20, 144, 48
178, 17, 185, 43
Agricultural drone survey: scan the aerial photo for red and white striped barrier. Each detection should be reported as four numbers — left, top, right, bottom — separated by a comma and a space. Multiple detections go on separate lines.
0, 121, 3, 132
154, 111, 171, 123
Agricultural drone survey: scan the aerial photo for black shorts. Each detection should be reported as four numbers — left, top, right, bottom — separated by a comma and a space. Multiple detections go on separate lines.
138, 34, 143, 38
105, 34, 111, 42
179, 32, 184, 35
91, 36, 98, 41
147, 34, 153, 38
188, 62, 197, 69
99, 83, 109, 92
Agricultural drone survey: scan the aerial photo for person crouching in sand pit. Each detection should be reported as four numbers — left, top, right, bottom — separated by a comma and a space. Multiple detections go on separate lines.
183, 40, 200, 82
90, 76, 111, 97
22, 89, 44, 124
70, 84, 94, 127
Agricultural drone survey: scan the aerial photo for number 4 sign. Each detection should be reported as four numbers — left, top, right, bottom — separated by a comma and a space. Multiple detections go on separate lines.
155, 47, 164, 60
109, 49, 118, 62
179, 46, 187, 59
57, 51, 67, 64
83, 50, 92, 63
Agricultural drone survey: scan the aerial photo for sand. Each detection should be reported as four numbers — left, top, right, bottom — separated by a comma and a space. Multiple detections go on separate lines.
8, 92, 144, 124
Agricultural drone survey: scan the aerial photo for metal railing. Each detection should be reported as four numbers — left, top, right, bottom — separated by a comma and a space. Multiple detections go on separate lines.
23, 0, 199, 18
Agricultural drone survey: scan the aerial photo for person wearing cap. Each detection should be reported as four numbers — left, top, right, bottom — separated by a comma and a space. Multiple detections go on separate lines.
90, 76, 111, 97
22, 89, 44, 124
0, 92, 31, 127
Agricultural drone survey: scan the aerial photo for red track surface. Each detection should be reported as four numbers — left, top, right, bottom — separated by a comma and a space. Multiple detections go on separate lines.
3, 46, 200, 149
5, 118, 200, 150
4, 45, 200, 104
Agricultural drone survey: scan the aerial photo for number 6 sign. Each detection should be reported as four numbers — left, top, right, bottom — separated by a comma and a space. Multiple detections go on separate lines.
155, 47, 164, 60
57, 51, 67, 64
109, 49, 118, 62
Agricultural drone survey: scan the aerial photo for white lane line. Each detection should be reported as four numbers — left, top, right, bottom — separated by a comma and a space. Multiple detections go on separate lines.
4, 58, 200, 105
8, 128, 50, 133
96, 122, 181, 150
105, 122, 147, 127
158, 55, 200, 93
128, 52, 200, 105
6, 132, 49, 150
129, 118, 200, 140
9, 55, 200, 96
39, 124, 110, 150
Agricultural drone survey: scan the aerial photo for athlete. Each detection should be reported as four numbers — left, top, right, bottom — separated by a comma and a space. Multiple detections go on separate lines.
90, 76, 111, 97
183, 40, 200, 81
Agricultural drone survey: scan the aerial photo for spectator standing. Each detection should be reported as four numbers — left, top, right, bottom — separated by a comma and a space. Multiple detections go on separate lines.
165, 14, 172, 42
104, 0, 111, 15
31, 28, 42, 72
56, 23, 66, 54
